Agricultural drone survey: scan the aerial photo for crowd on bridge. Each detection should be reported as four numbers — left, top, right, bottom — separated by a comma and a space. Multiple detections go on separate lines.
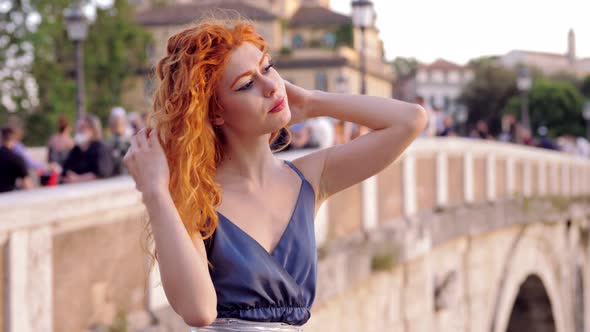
2, 98, 589, 194
0, 107, 146, 193
281, 95, 590, 158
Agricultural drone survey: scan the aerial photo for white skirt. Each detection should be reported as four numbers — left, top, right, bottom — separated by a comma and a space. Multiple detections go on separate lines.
190, 318, 304, 332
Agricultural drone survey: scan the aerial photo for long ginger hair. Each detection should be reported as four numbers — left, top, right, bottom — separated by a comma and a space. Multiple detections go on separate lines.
143, 18, 289, 269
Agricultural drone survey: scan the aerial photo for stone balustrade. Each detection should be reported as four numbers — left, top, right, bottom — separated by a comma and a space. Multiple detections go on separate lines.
1, 137, 589, 332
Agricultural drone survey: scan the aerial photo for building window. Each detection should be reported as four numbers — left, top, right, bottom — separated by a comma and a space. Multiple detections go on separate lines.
315, 72, 328, 91
429, 95, 436, 109
324, 32, 336, 48
292, 34, 304, 48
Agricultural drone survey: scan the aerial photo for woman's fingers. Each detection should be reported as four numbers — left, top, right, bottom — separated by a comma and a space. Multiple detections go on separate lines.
135, 128, 148, 149
148, 127, 160, 149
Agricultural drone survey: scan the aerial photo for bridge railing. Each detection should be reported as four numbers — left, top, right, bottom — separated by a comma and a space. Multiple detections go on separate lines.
1, 137, 589, 331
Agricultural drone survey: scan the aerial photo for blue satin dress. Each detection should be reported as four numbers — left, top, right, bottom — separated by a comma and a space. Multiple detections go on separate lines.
202, 160, 317, 327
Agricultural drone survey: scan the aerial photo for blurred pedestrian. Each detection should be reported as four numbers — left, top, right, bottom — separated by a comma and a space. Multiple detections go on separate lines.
307, 117, 334, 149
61, 114, 114, 183
470, 120, 492, 140
287, 122, 315, 150
6, 116, 46, 172
536, 126, 558, 150
107, 107, 132, 175
416, 96, 436, 137
437, 115, 456, 137
47, 115, 75, 168
0, 127, 32, 193
498, 114, 518, 143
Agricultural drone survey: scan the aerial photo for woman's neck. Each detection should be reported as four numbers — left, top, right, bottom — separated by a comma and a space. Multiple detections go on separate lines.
216, 134, 278, 189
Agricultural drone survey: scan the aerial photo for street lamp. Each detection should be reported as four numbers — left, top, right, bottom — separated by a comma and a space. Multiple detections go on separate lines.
351, 0, 374, 95
64, 2, 89, 123
583, 101, 590, 140
517, 66, 532, 131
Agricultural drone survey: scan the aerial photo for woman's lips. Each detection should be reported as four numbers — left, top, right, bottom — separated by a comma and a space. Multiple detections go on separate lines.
269, 97, 286, 113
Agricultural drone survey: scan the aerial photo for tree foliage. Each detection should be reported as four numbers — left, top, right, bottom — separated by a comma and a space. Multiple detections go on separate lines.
1, 0, 151, 145
504, 79, 585, 137
391, 56, 418, 79
458, 60, 518, 134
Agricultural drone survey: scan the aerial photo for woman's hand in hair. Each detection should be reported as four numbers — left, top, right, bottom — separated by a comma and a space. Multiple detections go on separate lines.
124, 128, 170, 199
284, 80, 312, 126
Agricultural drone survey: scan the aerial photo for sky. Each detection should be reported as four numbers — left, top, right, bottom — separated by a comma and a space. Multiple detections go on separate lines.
330, 0, 590, 65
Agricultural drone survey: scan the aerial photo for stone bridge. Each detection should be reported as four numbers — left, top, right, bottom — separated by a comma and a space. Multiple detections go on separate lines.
1, 137, 590, 332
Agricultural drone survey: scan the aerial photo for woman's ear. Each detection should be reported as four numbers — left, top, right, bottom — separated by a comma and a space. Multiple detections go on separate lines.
212, 113, 224, 126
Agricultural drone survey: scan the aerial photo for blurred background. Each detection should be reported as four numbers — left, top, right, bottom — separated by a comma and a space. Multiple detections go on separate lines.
1, 0, 590, 331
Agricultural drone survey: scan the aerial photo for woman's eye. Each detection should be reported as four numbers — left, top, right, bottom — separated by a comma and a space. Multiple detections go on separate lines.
238, 81, 253, 91
264, 63, 275, 73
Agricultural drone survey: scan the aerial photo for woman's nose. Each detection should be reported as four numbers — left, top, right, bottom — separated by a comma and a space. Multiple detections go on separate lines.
262, 76, 278, 98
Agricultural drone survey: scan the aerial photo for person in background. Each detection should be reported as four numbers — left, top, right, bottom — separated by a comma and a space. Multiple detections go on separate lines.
498, 114, 518, 143
47, 115, 75, 168
0, 127, 32, 193
61, 114, 114, 183
107, 107, 132, 176
286, 122, 314, 150
517, 126, 534, 146
416, 96, 436, 137
6, 116, 46, 172
536, 126, 558, 150
470, 120, 492, 140
307, 117, 335, 149
437, 115, 456, 137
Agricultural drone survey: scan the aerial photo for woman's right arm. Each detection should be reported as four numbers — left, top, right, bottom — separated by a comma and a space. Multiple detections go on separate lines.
124, 128, 217, 327
143, 191, 217, 327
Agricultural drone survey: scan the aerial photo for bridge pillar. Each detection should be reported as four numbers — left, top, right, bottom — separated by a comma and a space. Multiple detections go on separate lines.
486, 154, 496, 201
7, 227, 52, 332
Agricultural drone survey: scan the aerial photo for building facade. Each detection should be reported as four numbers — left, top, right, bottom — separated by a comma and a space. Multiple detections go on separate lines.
498, 29, 590, 77
123, 0, 394, 113
414, 59, 473, 113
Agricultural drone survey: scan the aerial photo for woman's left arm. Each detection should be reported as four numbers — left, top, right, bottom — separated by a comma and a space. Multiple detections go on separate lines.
288, 84, 427, 204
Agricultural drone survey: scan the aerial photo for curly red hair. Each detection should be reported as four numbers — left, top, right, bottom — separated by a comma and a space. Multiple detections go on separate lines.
144, 18, 289, 268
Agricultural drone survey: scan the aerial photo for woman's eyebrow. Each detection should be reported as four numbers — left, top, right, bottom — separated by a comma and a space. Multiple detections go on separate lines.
230, 52, 269, 89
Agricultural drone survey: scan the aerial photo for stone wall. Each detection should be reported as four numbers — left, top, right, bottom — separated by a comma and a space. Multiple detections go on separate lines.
0, 240, 5, 330
53, 216, 147, 332
2, 137, 590, 332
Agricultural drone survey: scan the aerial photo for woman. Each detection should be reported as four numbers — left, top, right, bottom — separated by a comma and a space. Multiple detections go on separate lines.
124, 19, 426, 331
47, 115, 75, 168
61, 114, 114, 183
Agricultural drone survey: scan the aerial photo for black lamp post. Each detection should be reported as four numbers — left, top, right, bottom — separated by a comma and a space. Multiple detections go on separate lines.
351, 0, 374, 95
517, 66, 532, 131
64, 2, 89, 123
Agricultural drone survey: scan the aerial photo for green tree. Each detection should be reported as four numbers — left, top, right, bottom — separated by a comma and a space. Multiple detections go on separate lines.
458, 60, 518, 134
0, 0, 40, 120
504, 79, 585, 137
1, 0, 151, 145
391, 56, 418, 79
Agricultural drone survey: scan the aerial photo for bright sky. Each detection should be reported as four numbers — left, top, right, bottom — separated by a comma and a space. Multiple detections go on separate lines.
330, 0, 590, 65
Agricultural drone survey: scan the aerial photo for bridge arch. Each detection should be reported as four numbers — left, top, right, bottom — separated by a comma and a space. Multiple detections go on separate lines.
505, 275, 556, 332
492, 226, 567, 332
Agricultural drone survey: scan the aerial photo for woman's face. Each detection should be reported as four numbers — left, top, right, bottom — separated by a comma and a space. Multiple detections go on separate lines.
215, 42, 291, 138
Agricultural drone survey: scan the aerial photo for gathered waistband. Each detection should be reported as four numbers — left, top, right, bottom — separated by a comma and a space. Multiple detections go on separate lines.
189, 318, 304, 331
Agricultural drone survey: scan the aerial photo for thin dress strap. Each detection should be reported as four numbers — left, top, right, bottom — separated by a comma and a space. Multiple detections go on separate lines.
283, 159, 306, 181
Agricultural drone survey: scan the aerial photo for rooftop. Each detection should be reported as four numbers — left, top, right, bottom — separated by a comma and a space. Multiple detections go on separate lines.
136, 1, 277, 26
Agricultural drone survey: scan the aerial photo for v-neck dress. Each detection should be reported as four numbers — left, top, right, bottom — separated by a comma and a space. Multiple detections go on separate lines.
201, 160, 317, 327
